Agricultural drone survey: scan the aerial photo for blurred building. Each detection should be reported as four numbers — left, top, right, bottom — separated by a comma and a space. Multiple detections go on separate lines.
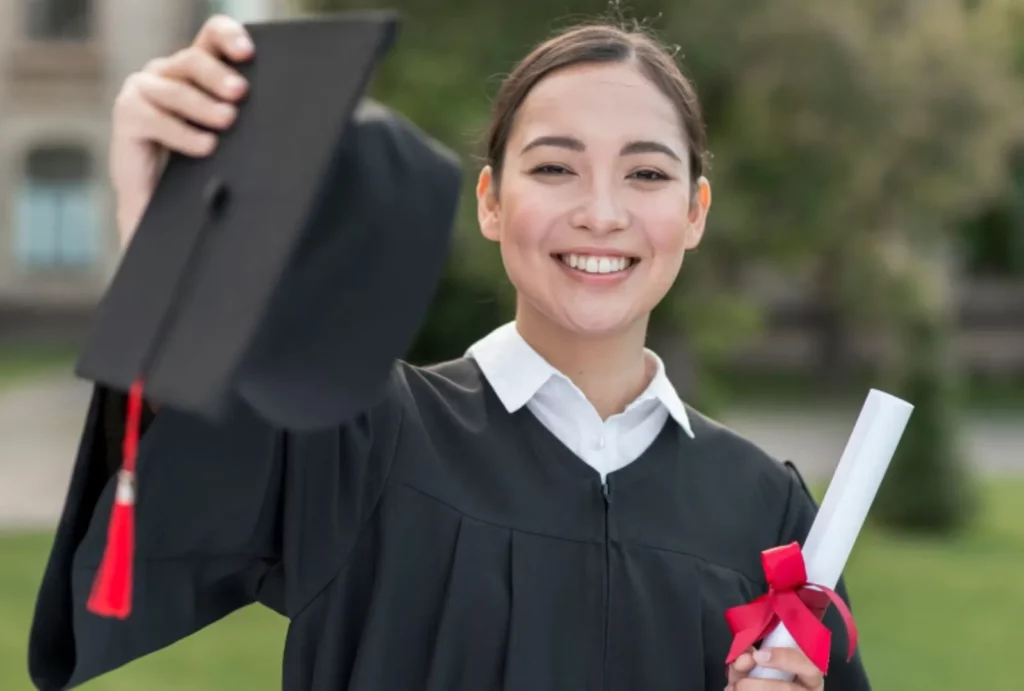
1, 1, 1022, 377
0, 0, 281, 341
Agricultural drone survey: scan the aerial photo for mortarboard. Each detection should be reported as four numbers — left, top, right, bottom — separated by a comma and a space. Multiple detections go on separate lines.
76, 12, 462, 619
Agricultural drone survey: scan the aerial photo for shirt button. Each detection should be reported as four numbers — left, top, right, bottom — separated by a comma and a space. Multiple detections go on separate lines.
594, 436, 606, 450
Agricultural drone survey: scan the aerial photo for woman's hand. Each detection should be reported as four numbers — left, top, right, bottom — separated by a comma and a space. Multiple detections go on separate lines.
726, 647, 825, 690
109, 14, 254, 249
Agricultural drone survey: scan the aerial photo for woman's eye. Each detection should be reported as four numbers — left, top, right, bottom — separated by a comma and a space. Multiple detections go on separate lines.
630, 169, 669, 182
530, 164, 572, 176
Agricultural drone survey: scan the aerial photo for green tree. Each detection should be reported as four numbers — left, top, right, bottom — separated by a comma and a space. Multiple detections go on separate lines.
960, 2, 1024, 279
874, 263, 981, 534
668, 0, 1022, 531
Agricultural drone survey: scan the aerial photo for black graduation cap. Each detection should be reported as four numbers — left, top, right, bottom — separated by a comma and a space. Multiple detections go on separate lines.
76, 11, 461, 431
75, 12, 461, 619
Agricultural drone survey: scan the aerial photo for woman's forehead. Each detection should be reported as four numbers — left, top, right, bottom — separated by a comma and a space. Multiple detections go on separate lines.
510, 63, 684, 150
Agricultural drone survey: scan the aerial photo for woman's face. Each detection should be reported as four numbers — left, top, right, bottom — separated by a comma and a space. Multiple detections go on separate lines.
477, 61, 711, 338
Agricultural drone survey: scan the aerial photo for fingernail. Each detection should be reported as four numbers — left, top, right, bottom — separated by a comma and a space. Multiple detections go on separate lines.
216, 102, 236, 123
225, 74, 247, 92
753, 650, 771, 664
235, 34, 253, 52
199, 133, 217, 154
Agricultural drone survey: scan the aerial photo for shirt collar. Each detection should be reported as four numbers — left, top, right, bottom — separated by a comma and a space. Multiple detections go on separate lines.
466, 321, 694, 438
465, 322, 555, 413
640, 350, 695, 438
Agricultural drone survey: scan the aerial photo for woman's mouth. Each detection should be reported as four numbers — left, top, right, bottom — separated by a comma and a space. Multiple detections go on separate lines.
554, 253, 639, 275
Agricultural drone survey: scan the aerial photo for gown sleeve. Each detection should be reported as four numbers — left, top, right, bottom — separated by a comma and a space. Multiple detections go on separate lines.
778, 460, 873, 690
27, 382, 402, 691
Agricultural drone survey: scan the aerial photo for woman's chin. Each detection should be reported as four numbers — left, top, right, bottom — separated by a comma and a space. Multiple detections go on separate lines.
517, 290, 649, 339
556, 308, 642, 338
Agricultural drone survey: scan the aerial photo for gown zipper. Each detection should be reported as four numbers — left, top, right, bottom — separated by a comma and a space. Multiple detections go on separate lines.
601, 477, 612, 689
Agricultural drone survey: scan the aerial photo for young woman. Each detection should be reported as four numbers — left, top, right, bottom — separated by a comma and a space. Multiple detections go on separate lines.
28, 13, 869, 691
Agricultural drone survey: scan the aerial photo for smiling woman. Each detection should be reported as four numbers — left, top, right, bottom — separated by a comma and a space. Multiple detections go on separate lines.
29, 14, 867, 691
476, 28, 713, 420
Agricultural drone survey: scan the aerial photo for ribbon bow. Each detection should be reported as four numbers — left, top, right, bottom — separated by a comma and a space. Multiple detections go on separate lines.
724, 542, 858, 675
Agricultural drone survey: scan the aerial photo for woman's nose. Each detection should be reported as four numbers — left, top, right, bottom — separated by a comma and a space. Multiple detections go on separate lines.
570, 185, 629, 235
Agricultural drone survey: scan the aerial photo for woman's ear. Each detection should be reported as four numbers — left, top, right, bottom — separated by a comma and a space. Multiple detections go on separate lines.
684, 176, 712, 250
477, 166, 501, 242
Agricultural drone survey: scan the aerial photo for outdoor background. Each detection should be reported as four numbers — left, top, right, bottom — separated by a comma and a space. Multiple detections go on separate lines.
2, 0, 1024, 689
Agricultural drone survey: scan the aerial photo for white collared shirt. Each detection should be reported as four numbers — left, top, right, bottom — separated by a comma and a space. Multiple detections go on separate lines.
466, 322, 694, 482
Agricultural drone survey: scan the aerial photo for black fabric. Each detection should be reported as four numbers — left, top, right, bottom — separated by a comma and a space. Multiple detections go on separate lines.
74, 13, 461, 429
29, 358, 871, 690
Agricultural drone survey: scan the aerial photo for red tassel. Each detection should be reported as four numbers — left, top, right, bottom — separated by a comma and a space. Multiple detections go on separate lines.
86, 483, 135, 618
87, 379, 144, 619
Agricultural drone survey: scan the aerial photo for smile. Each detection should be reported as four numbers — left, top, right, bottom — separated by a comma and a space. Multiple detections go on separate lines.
555, 253, 638, 275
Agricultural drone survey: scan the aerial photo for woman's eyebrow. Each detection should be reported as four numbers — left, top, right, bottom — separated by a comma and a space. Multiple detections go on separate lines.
620, 140, 681, 162
521, 135, 681, 162
520, 135, 584, 154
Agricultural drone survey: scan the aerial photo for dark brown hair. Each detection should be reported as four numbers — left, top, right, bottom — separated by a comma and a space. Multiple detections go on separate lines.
485, 22, 707, 192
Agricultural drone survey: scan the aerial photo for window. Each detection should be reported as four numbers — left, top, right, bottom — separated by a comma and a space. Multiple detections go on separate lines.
24, 0, 93, 41
14, 145, 101, 269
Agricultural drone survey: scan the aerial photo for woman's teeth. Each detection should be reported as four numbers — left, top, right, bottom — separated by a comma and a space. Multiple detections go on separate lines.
558, 254, 635, 274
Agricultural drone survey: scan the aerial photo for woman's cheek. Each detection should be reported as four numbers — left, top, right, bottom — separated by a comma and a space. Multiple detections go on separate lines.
495, 213, 547, 299
652, 210, 692, 260
643, 217, 690, 293
504, 205, 553, 262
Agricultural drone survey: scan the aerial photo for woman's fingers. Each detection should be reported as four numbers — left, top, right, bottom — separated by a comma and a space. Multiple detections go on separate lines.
133, 70, 238, 132
732, 679, 797, 691
727, 647, 825, 691
750, 647, 823, 687
114, 83, 217, 157
107, 12, 254, 244
191, 13, 254, 63
727, 649, 757, 684
148, 47, 249, 103
115, 18, 256, 159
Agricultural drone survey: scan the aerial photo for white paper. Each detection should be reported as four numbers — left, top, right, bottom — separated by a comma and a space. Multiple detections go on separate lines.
748, 389, 913, 681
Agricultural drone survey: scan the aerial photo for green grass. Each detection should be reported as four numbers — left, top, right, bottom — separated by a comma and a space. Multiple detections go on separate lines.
0, 347, 77, 388
0, 533, 286, 690
2, 482, 1022, 690
845, 481, 1024, 690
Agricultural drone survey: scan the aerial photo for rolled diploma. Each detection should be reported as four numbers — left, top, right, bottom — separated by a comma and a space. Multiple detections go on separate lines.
749, 388, 913, 680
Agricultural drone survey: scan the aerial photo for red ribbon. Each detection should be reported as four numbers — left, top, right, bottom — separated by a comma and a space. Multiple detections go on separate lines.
724, 542, 858, 675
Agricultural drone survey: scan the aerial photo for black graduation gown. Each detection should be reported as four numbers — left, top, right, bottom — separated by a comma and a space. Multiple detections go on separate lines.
28, 356, 872, 690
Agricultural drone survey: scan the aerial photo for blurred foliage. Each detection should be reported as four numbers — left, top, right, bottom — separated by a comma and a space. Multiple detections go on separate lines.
960, 148, 1024, 277
961, 1, 1024, 278
292, 0, 1024, 366
288, 0, 1024, 529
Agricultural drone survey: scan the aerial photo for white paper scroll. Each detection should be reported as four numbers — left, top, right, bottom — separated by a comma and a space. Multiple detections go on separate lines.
749, 388, 914, 681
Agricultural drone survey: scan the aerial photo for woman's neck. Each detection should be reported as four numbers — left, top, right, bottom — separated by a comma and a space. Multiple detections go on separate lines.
514, 302, 653, 420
